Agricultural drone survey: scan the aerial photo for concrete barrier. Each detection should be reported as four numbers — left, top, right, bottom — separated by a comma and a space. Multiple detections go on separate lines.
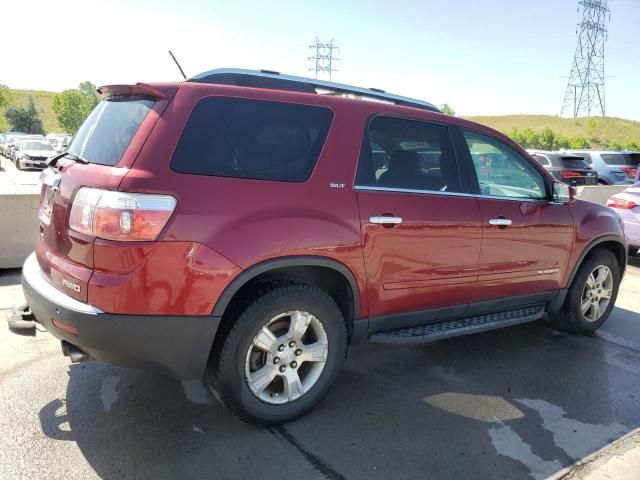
575, 185, 629, 206
0, 186, 40, 269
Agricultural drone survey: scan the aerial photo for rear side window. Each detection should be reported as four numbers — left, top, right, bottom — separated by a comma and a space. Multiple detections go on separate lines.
601, 153, 640, 166
171, 98, 333, 182
533, 154, 551, 167
355, 116, 462, 193
69, 98, 154, 166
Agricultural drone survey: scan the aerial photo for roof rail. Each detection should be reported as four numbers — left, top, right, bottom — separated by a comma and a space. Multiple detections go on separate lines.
188, 68, 440, 113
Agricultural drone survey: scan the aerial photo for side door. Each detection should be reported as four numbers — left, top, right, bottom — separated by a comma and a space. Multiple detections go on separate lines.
457, 129, 574, 303
354, 116, 482, 326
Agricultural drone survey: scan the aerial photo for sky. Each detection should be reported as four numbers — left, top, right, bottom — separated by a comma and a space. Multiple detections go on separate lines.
3, 0, 639, 119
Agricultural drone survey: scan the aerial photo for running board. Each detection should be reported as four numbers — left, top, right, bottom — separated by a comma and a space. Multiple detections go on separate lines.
369, 305, 545, 344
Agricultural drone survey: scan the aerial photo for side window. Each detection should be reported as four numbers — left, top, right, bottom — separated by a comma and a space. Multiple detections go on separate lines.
355, 116, 461, 193
533, 154, 551, 167
171, 97, 333, 182
463, 130, 547, 200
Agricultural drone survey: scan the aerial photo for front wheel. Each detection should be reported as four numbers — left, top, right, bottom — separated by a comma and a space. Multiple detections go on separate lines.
549, 249, 621, 333
208, 283, 347, 425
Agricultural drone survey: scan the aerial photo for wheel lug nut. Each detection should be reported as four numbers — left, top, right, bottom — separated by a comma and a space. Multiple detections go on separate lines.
273, 357, 280, 364
279, 365, 286, 373
289, 341, 296, 348
295, 349, 302, 356
290, 361, 297, 368
278, 344, 285, 352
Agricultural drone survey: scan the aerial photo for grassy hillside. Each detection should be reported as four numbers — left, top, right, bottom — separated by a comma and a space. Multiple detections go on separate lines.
0, 89, 60, 133
465, 115, 640, 149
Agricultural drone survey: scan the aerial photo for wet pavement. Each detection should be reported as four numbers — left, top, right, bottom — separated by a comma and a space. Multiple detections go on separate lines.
1, 259, 639, 480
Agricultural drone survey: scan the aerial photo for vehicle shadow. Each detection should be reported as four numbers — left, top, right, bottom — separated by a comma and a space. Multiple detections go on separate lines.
38, 312, 640, 480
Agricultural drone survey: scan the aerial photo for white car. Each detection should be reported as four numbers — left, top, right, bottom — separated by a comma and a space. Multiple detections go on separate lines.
45, 133, 72, 153
14, 139, 56, 170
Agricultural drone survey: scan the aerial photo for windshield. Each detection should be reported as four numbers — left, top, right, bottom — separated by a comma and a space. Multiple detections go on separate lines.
22, 142, 54, 151
68, 97, 154, 166
601, 153, 640, 166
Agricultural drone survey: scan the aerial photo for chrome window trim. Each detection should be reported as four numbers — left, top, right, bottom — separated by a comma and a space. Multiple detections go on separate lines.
353, 185, 550, 203
22, 253, 103, 315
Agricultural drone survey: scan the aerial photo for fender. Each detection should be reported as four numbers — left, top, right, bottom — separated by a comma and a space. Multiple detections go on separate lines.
211, 256, 362, 319
566, 234, 627, 287
548, 234, 627, 314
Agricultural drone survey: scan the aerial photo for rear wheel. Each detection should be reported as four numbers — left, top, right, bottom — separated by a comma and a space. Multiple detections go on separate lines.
208, 283, 347, 425
549, 249, 621, 333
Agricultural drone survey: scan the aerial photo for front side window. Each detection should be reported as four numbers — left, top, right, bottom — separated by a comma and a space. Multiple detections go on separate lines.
463, 130, 547, 200
171, 98, 333, 182
356, 116, 461, 193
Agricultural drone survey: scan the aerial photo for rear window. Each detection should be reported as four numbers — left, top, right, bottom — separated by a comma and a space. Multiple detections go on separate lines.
170, 97, 333, 182
68, 97, 154, 166
558, 156, 590, 169
601, 153, 640, 166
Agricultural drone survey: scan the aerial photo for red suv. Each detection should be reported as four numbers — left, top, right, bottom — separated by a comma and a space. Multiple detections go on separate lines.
8, 69, 627, 425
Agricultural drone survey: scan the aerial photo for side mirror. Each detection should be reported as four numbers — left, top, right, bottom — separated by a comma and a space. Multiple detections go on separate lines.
552, 181, 577, 204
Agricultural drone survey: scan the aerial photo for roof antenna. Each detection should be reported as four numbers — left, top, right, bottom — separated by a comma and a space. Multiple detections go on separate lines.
168, 50, 187, 80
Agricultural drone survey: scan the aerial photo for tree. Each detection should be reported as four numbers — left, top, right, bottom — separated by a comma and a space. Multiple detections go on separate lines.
52, 81, 99, 133
0, 83, 10, 109
440, 104, 456, 116
4, 96, 44, 134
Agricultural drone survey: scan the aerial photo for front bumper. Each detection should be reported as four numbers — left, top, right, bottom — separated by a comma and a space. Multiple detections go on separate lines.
10, 253, 220, 379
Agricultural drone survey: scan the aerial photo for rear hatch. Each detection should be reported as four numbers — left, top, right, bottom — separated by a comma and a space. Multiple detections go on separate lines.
36, 84, 176, 302
601, 152, 640, 179
549, 155, 597, 186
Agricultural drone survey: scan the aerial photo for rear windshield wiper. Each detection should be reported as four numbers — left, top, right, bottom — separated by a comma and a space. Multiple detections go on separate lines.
47, 151, 90, 167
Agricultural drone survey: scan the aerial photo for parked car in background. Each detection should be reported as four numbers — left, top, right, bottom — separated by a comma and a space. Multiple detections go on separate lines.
8, 69, 627, 425
45, 133, 73, 153
607, 185, 640, 256
563, 150, 640, 185
527, 149, 597, 186
1, 133, 26, 157
10, 135, 44, 162
14, 139, 56, 170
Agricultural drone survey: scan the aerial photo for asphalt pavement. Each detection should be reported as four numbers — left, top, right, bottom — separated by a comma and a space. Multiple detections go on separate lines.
1, 259, 639, 480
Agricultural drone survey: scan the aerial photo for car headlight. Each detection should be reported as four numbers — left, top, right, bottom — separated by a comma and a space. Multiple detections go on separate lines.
21, 154, 31, 160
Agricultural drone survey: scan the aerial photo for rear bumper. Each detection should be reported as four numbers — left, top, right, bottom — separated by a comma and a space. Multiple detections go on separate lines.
17, 253, 220, 379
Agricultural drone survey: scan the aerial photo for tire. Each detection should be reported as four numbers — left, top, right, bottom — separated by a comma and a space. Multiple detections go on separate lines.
549, 249, 621, 334
15, 159, 23, 170
597, 179, 608, 186
207, 283, 347, 425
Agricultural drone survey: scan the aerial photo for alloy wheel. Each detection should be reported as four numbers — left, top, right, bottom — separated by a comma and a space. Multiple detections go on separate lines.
244, 310, 329, 404
581, 265, 613, 322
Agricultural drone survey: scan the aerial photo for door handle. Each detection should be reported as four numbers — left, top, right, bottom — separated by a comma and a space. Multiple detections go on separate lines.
370, 216, 403, 225
488, 218, 512, 226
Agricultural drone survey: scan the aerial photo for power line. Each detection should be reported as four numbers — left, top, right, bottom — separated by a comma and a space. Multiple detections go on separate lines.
561, 0, 611, 117
308, 38, 339, 81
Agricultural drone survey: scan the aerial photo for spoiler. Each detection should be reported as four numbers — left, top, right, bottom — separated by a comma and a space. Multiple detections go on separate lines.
96, 83, 169, 100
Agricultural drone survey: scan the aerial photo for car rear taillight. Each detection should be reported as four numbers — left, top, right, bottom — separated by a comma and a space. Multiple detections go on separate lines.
607, 196, 637, 210
622, 167, 637, 178
69, 187, 176, 241
561, 171, 582, 179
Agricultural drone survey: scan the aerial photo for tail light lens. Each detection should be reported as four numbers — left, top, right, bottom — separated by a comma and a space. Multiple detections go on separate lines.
561, 171, 582, 179
69, 187, 176, 241
607, 196, 637, 209
622, 167, 637, 178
